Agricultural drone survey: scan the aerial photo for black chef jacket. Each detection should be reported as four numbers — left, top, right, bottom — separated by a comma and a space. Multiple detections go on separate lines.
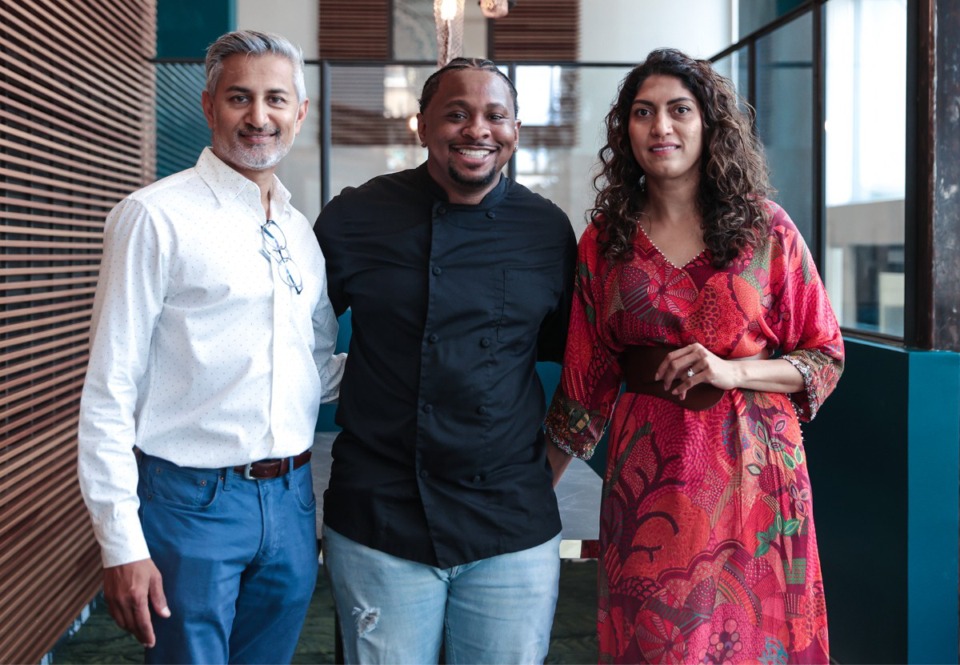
314, 164, 577, 568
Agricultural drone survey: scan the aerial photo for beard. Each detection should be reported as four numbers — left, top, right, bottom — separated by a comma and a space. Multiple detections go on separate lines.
447, 162, 499, 190
213, 130, 293, 173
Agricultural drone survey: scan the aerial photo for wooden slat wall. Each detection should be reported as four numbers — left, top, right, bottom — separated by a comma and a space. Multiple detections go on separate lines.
319, 0, 390, 60
490, 0, 579, 61
0, 0, 156, 662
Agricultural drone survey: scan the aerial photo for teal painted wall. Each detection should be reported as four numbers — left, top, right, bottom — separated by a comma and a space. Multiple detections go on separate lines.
155, 0, 235, 178
906, 349, 960, 664
156, 0, 235, 58
805, 339, 959, 664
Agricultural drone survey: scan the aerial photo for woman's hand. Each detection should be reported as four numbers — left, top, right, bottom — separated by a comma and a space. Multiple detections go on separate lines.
654, 342, 805, 400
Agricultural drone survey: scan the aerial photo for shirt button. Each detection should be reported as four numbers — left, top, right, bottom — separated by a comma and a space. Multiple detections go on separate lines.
432, 266, 442, 276
423, 403, 433, 413
477, 406, 488, 415
420, 470, 430, 479
428, 333, 439, 343
480, 337, 491, 348
472, 475, 482, 483
486, 211, 496, 219
437, 206, 447, 215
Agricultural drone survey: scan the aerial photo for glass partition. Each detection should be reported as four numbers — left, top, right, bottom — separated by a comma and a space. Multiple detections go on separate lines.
824, 0, 906, 335
754, 12, 814, 244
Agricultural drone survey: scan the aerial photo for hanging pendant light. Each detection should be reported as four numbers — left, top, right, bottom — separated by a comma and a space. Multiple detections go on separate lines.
434, 0, 465, 66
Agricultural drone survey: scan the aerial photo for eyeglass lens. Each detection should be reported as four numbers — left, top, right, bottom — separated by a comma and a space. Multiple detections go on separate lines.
261, 220, 303, 294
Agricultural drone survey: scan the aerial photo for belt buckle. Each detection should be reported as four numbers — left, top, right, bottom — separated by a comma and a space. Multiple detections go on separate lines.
242, 462, 257, 480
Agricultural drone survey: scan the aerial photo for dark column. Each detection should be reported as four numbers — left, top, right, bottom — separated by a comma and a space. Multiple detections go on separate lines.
909, 0, 960, 351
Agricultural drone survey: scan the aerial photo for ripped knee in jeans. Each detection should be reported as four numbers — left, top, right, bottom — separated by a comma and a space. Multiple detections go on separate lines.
351, 606, 381, 636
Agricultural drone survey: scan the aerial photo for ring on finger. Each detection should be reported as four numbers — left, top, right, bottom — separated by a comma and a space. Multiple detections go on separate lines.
686, 367, 695, 378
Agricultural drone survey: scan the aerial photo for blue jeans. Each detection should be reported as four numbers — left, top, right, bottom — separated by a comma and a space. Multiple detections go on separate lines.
322, 525, 561, 664
137, 453, 318, 664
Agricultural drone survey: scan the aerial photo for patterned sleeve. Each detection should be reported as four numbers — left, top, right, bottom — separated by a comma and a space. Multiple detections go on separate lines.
764, 204, 845, 422
544, 224, 625, 460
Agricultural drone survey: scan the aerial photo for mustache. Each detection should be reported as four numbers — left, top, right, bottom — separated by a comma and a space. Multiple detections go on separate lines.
239, 126, 280, 137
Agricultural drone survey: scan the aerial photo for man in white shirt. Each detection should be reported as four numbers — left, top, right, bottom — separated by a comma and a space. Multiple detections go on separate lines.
77, 30, 344, 664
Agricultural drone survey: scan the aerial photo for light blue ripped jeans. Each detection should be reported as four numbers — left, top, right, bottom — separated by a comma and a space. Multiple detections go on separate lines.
322, 525, 561, 664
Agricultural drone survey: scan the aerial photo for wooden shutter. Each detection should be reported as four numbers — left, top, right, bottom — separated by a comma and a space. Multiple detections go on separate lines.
490, 0, 579, 61
319, 0, 391, 60
0, 0, 156, 662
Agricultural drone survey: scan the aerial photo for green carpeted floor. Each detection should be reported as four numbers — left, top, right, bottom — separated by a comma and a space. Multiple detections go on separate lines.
51, 559, 598, 664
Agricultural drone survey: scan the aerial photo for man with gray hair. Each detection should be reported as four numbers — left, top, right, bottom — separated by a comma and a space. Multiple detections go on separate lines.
77, 30, 343, 663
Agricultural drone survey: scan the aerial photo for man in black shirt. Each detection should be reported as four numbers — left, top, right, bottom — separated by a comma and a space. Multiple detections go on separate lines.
314, 58, 577, 663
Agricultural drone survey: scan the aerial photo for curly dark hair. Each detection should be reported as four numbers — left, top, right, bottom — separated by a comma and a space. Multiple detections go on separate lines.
593, 48, 772, 268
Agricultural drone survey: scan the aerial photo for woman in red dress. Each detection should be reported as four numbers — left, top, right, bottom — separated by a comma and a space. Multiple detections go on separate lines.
545, 49, 843, 664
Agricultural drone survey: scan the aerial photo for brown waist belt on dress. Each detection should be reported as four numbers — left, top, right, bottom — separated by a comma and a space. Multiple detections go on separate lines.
622, 345, 768, 411
233, 450, 312, 480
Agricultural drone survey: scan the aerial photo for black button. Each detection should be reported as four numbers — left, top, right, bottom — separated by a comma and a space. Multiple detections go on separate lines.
477, 406, 488, 415
486, 211, 496, 219
472, 475, 482, 483
423, 404, 433, 413
420, 470, 430, 479
428, 333, 439, 343
480, 337, 491, 348
437, 206, 447, 215
432, 266, 442, 276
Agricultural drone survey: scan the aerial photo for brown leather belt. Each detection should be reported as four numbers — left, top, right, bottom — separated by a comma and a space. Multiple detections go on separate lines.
233, 450, 312, 480
622, 345, 766, 411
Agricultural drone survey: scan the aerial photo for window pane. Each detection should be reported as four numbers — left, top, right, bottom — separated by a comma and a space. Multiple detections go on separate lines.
323, 64, 432, 203
393, 0, 437, 60
824, 0, 906, 336
515, 66, 627, 235
738, 0, 809, 39
754, 14, 814, 244
712, 46, 750, 116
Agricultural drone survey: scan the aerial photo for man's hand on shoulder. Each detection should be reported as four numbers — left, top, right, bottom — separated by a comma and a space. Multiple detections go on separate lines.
103, 558, 170, 648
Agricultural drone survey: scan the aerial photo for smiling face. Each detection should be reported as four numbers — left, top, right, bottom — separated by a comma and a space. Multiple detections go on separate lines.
416, 68, 520, 204
628, 74, 704, 188
201, 53, 308, 184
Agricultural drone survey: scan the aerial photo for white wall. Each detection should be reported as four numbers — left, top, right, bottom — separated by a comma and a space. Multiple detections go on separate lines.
237, 0, 318, 58
580, 0, 732, 62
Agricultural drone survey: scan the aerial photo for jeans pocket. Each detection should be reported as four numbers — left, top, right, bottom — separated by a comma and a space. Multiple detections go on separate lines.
143, 459, 222, 510
292, 466, 317, 512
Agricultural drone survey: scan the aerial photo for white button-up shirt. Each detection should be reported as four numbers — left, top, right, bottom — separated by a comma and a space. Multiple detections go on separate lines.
78, 148, 345, 567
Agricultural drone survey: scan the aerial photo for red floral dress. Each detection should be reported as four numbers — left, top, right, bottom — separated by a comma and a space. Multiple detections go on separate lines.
545, 203, 843, 664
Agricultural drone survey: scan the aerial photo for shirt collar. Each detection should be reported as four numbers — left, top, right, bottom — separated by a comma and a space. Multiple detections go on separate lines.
196, 147, 293, 217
